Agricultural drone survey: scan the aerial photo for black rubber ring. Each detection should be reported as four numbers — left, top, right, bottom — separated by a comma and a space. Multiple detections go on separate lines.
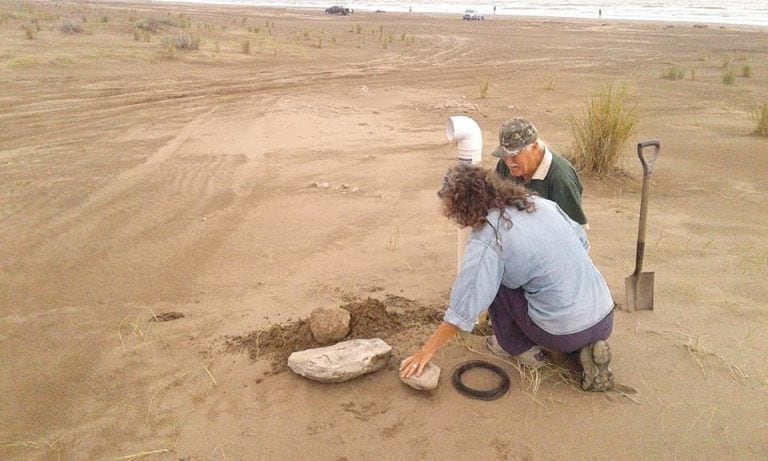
451, 360, 511, 401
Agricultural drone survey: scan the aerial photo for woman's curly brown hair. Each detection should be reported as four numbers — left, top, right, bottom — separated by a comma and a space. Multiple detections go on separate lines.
437, 163, 535, 229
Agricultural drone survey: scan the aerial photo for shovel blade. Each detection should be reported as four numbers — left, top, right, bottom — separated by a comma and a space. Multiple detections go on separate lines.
625, 272, 655, 311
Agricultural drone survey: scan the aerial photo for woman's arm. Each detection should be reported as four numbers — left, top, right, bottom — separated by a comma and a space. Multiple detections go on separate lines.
399, 322, 459, 378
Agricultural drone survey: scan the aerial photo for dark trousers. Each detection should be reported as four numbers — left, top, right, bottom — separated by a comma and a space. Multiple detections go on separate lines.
488, 286, 613, 355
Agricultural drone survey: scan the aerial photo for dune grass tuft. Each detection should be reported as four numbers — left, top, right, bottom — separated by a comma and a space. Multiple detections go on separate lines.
753, 103, 768, 137
568, 83, 638, 176
722, 71, 735, 85
162, 31, 200, 51
662, 65, 686, 80
22, 23, 36, 39
741, 65, 752, 78
136, 19, 159, 33
58, 18, 83, 33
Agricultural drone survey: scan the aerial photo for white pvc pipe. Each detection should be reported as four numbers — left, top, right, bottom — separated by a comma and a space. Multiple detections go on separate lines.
446, 115, 483, 165
446, 116, 482, 273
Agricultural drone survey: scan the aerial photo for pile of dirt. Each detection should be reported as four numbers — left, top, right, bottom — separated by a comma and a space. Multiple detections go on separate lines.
227, 296, 443, 373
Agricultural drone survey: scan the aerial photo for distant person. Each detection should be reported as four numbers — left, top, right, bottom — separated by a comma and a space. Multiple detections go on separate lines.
493, 5, 497, 14
599, 8, 602, 19
399, 164, 615, 392
492, 118, 589, 228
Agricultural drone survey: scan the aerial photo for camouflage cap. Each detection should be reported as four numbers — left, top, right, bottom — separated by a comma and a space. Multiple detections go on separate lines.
490, 118, 538, 158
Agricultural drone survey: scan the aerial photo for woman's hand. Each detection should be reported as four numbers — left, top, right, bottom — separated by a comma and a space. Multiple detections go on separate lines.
398, 322, 460, 379
399, 350, 434, 379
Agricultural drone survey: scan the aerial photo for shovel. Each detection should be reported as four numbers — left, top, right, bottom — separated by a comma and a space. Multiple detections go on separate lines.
625, 140, 660, 311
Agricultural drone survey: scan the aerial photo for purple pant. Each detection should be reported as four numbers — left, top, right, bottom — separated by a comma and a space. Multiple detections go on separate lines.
488, 286, 613, 355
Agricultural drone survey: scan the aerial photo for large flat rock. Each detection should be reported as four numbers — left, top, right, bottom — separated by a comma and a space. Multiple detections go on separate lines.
287, 338, 392, 383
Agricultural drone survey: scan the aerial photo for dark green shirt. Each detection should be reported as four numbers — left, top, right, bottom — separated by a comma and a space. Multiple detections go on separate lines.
495, 150, 588, 226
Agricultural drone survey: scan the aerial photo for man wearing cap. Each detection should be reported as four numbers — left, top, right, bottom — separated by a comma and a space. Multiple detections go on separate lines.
492, 118, 588, 229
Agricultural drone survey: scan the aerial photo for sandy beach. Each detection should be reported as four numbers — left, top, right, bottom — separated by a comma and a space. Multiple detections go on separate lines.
1, 1, 767, 459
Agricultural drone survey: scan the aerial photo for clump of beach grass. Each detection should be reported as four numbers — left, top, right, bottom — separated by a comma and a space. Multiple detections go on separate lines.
136, 18, 159, 33
722, 71, 736, 85
133, 27, 151, 42
568, 83, 638, 176
22, 23, 36, 39
241, 39, 250, 54
161, 31, 200, 51
753, 103, 768, 137
741, 65, 752, 78
662, 65, 686, 80
58, 18, 83, 33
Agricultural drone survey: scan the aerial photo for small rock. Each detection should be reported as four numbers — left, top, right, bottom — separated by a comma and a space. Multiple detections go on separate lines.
309, 306, 351, 344
288, 338, 392, 383
400, 360, 441, 391
311, 182, 330, 189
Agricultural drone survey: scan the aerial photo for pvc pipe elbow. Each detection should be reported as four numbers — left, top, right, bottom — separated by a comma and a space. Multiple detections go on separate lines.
446, 116, 482, 163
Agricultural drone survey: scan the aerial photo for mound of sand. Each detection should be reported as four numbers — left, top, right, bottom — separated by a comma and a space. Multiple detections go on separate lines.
227, 296, 444, 373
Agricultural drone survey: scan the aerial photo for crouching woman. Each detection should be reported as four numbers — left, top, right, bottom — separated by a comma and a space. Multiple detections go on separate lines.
400, 164, 615, 391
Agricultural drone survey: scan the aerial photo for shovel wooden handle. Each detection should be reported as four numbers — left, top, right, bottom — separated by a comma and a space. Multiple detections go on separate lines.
634, 141, 660, 274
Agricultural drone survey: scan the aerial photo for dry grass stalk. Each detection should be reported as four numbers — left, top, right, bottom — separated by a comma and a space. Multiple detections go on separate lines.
113, 448, 172, 460
462, 343, 581, 395
204, 366, 218, 386
479, 81, 490, 99
683, 334, 747, 383
655, 330, 749, 384
387, 225, 400, 251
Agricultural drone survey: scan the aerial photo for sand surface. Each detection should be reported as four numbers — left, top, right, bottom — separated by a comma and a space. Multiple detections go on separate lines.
1, 1, 767, 459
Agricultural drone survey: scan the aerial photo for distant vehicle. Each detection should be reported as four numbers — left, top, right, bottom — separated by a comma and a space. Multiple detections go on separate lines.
325, 5, 352, 15
462, 10, 484, 20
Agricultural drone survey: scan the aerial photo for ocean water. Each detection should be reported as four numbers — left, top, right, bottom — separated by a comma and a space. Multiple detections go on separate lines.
167, 0, 768, 27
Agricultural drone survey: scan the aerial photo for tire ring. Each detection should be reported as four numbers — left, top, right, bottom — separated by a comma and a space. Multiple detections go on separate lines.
451, 360, 511, 401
